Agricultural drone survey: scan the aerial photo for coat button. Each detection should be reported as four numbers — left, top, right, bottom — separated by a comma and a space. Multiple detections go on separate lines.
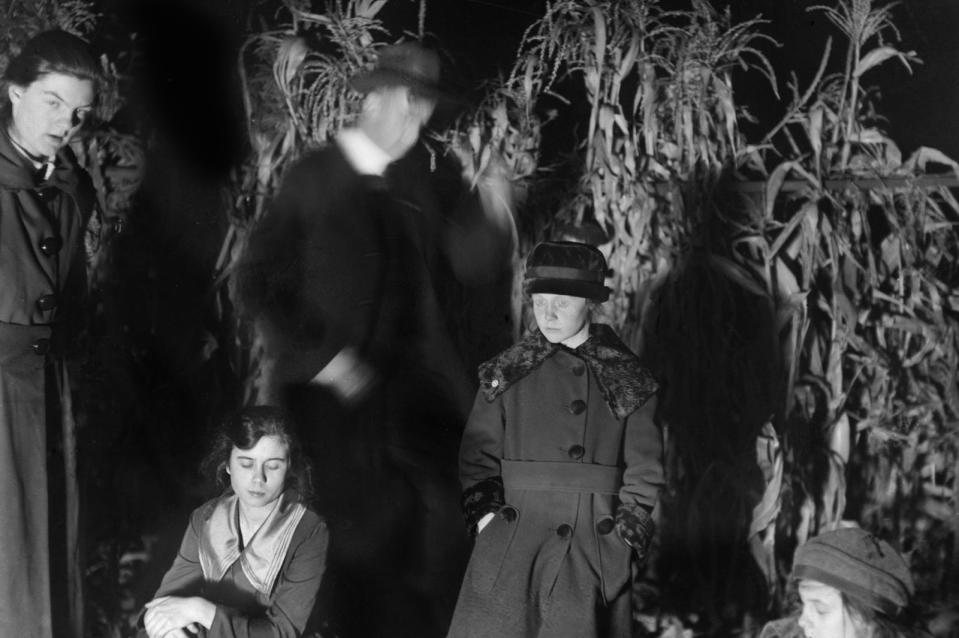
556, 524, 572, 538
39, 236, 63, 256
568, 444, 585, 460
597, 517, 615, 535
568, 399, 586, 415
32, 338, 50, 356
571, 364, 585, 376
500, 506, 518, 523
36, 294, 58, 312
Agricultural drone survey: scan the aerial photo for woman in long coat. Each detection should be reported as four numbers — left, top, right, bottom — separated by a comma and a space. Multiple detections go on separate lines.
0, 30, 99, 638
447, 241, 664, 638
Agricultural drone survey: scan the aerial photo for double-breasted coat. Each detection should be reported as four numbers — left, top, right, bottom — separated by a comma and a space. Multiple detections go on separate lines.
448, 324, 664, 638
0, 122, 96, 638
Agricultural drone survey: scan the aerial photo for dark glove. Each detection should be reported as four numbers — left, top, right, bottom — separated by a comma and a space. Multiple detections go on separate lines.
462, 476, 505, 532
615, 503, 655, 564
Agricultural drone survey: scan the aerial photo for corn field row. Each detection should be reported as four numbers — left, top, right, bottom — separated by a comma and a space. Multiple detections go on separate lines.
8, 0, 954, 634
204, 0, 959, 632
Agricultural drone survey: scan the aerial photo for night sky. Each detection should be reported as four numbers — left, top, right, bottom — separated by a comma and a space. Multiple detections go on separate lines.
103, 0, 959, 173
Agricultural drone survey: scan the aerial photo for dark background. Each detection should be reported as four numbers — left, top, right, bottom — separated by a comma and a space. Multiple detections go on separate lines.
79, 0, 959, 629
89, 0, 959, 551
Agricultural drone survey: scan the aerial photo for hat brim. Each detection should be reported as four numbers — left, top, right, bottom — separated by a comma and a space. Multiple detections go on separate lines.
349, 69, 457, 103
526, 278, 610, 302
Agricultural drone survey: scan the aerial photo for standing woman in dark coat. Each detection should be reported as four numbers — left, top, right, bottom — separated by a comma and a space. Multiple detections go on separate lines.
447, 241, 665, 638
0, 30, 99, 638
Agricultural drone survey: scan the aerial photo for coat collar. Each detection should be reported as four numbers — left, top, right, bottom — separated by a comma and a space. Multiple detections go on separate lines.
478, 323, 658, 419
197, 491, 306, 596
337, 127, 392, 176
0, 122, 84, 195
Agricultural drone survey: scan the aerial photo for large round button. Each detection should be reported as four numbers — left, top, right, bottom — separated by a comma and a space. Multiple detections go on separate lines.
39, 236, 63, 256
36, 294, 57, 312
568, 444, 585, 460
568, 399, 586, 415
556, 524, 572, 538
500, 506, 518, 523
571, 364, 585, 376
32, 338, 50, 356
597, 517, 615, 535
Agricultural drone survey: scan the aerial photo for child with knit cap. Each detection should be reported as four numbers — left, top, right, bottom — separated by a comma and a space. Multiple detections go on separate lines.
761, 526, 926, 638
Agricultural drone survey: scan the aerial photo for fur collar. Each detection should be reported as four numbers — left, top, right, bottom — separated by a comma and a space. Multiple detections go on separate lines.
478, 323, 658, 419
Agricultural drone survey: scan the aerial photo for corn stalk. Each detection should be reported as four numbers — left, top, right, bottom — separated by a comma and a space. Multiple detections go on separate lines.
206, 0, 958, 627
744, 0, 958, 611
507, 0, 776, 341
501, 0, 957, 625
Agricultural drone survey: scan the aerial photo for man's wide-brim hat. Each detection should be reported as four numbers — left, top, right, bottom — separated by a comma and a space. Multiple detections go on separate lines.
524, 240, 612, 302
350, 42, 448, 101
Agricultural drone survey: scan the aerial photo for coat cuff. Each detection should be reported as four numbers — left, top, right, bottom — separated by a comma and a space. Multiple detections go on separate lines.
462, 477, 505, 528
615, 503, 655, 563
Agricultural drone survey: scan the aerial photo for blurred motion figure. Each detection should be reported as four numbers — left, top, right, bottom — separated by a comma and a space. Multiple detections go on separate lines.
241, 41, 514, 638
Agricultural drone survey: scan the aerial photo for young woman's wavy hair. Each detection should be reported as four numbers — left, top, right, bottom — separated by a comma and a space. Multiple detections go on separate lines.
200, 405, 314, 503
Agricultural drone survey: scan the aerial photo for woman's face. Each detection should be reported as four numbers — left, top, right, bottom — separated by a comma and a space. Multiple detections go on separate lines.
8, 72, 94, 160
797, 579, 866, 638
532, 293, 590, 348
227, 434, 290, 512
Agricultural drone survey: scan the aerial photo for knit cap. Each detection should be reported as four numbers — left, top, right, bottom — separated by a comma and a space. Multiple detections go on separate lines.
792, 527, 914, 617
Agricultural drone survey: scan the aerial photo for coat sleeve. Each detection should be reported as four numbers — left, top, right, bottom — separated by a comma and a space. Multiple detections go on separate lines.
240, 153, 385, 386
150, 509, 207, 599
615, 394, 664, 560
458, 389, 507, 529
209, 517, 330, 638
134, 509, 207, 637
443, 186, 514, 286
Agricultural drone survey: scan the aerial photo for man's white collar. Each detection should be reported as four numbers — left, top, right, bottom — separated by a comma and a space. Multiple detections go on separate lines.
337, 128, 391, 176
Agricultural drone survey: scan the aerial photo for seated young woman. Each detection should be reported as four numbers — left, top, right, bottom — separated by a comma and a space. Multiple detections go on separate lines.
138, 406, 328, 638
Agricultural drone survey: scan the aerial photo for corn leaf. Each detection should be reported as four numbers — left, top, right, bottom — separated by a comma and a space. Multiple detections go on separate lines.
853, 46, 915, 78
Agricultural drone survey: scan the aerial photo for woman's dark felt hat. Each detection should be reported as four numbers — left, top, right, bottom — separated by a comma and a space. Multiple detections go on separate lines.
524, 240, 611, 302
792, 527, 914, 617
350, 42, 448, 100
